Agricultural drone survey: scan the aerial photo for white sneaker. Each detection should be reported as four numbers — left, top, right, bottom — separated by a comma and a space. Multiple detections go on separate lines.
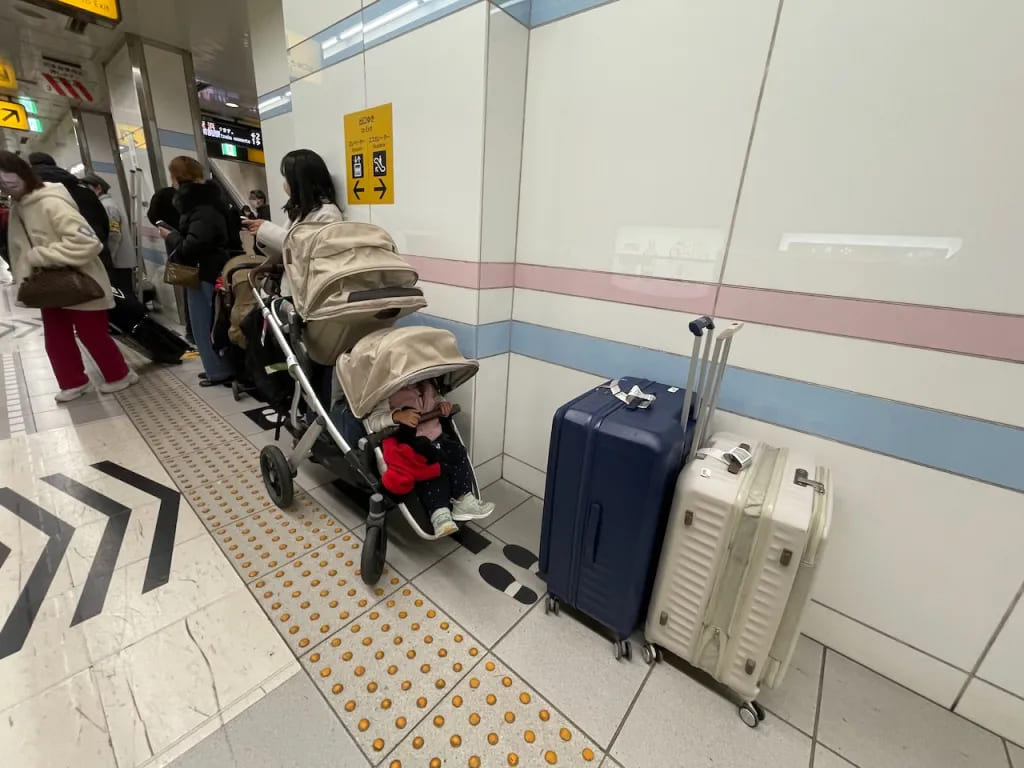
430, 508, 459, 537
452, 495, 497, 522
55, 382, 93, 403
99, 370, 139, 394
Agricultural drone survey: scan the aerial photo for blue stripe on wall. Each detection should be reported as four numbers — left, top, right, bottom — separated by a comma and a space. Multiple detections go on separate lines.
510, 321, 1024, 492
159, 129, 197, 151
396, 313, 511, 360
93, 161, 117, 174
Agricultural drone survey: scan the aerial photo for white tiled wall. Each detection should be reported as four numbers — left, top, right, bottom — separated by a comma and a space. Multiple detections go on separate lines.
281, 0, 361, 47
144, 45, 196, 138
363, 4, 488, 262
725, 0, 1024, 313
258, 113, 295, 220
516, 0, 777, 279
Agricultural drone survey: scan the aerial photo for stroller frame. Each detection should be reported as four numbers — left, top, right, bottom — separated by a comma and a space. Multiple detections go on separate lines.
250, 275, 479, 585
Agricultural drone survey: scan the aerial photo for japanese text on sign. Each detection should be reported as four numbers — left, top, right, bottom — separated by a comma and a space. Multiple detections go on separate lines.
344, 103, 394, 206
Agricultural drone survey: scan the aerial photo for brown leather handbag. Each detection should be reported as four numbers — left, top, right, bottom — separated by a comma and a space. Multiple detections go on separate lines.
14, 214, 105, 309
163, 247, 201, 288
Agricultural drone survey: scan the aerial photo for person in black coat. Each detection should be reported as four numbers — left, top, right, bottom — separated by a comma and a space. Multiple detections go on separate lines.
158, 156, 234, 385
29, 153, 112, 271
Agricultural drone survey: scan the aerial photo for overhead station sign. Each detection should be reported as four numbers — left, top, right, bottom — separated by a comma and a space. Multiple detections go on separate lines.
24, 0, 121, 27
201, 117, 263, 150
0, 99, 29, 132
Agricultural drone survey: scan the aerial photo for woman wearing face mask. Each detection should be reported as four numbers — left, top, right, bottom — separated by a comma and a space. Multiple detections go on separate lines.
0, 150, 136, 402
242, 149, 343, 276
158, 156, 235, 386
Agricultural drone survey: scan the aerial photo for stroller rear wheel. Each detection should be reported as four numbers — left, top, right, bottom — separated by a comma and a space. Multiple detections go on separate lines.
361, 524, 387, 586
260, 445, 294, 508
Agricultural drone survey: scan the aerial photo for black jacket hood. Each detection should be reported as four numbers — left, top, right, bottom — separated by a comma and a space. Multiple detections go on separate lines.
174, 181, 224, 213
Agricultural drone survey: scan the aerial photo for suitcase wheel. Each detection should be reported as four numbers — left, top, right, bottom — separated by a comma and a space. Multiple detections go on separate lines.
738, 701, 765, 728
544, 595, 560, 616
641, 643, 661, 666
613, 639, 632, 662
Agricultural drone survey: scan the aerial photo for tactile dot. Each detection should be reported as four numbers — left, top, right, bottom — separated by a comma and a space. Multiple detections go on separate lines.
469, 648, 479, 657
387, 665, 398, 675
390, 762, 401, 768
501, 676, 512, 687
485, 661, 496, 672
421, 664, 431, 674
429, 759, 441, 768
469, 678, 480, 689
487, 732, 499, 745
373, 738, 385, 752
436, 679, 446, 690
358, 719, 370, 732
486, 694, 497, 706
559, 727, 572, 742
507, 754, 519, 766
519, 692, 531, 705
524, 730, 536, 744
395, 717, 407, 729
504, 712, 516, 724
417, 697, 428, 708
468, 757, 481, 768
319, 667, 332, 678
469, 713, 481, 726
310, 653, 321, 663
331, 638, 341, 648
354, 666, 366, 677
412, 737, 424, 750
452, 695, 463, 708
342, 651, 353, 661
381, 698, 392, 709
332, 684, 343, 695
367, 682, 378, 693
582, 747, 595, 762
544, 751, 558, 765
433, 715, 445, 728
345, 701, 357, 712
450, 735, 462, 748
539, 709, 550, 722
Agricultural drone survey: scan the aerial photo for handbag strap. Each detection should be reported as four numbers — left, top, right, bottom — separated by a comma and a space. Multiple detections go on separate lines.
14, 209, 34, 248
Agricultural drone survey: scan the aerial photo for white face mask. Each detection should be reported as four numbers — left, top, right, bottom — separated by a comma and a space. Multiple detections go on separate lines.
0, 172, 26, 199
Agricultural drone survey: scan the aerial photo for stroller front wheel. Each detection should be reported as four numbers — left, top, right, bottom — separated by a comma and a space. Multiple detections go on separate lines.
361, 525, 387, 586
260, 445, 294, 508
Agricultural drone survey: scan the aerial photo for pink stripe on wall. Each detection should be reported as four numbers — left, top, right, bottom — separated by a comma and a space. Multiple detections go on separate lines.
403, 257, 515, 290
716, 286, 1024, 363
514, 264, 717, 315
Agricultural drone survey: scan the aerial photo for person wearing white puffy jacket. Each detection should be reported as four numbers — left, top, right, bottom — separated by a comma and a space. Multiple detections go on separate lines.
0, 150, 136, 402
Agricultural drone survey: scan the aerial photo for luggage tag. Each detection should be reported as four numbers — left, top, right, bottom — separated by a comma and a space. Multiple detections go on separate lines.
697, 444, 753, 474
602, 380, 656, 410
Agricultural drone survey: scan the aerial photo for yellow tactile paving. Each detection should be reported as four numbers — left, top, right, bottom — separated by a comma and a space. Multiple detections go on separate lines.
179, 472, 274, 529
303, 586, 483, 761
160, 441, 261, 487
387, 656, 603, 768
252, 533, 404, 654
212, 505, 347, 581
118, 372, 240, 450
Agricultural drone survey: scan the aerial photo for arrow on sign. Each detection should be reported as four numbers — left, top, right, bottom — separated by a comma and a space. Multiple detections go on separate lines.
2, 108, 19, 123
352, 180, 364, 201
374, 179, 388, 200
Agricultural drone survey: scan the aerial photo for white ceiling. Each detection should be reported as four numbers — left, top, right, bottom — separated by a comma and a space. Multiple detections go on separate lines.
0, 0, 261, 152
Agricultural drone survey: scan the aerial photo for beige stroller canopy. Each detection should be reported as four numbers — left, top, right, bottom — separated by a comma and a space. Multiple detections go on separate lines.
338, 326, 479, 418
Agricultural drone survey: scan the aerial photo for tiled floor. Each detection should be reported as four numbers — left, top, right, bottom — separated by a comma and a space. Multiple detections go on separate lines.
0, 290, 1021, 767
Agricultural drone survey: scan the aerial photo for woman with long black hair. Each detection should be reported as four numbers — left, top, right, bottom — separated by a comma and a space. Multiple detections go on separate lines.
242, 149, 343, 270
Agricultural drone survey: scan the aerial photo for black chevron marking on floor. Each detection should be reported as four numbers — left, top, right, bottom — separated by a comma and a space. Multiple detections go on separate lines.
42, 474, 131, 626
0, 540, 10, 570
0, 488, 75, 660
92, 461, 180, 593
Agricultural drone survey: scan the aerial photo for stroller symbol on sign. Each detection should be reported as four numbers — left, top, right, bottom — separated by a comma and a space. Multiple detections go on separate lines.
351, 154, 364, 179
372, 150, 387, 177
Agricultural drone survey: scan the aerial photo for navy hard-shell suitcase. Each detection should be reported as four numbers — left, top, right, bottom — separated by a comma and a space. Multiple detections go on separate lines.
538, 316, 736, 659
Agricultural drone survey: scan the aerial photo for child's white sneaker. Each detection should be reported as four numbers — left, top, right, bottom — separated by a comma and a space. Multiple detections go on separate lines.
99, 370, 139, 394
452, 495, 497, 522
55, 382, 93, 403
430, 508, 459, 537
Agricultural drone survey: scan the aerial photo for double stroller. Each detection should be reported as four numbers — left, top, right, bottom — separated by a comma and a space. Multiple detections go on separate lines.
248, 220, 481, 585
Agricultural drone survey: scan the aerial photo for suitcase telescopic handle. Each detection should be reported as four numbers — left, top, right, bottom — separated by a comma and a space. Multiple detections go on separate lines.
681, 316, 716, 429
689, 321, 744, 462
688, 316, 715, 336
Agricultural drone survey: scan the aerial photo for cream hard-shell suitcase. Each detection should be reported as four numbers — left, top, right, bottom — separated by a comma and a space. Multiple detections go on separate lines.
642, 431, 832, 727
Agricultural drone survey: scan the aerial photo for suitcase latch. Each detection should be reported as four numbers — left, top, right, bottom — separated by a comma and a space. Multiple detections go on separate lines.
684, 510, 694, 527
780, 548, 793, 567
659, 611, 668, 626
794, 468, 826, 494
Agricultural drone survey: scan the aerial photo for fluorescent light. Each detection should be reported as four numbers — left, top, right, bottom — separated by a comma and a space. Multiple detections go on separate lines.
225, 102, 239, 108
364, 0, 418, 33
69, 163, 85, 176
258, 95, 283, 112
28, 117, 43, 133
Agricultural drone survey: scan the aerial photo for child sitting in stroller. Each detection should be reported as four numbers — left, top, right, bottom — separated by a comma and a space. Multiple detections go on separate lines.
365, 377, 495, 537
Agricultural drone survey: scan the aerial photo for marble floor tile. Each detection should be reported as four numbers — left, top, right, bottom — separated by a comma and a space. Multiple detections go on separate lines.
476, 480, 531, 529
0, 587, 92, 713
303, 585, 485, 761
93, 588, 294, 768
388, 653, 605, 768
0, 668, 117, 768
757, 634, 824, 735
817, 651, 1009, 768
307, 481, 372, 531
1008, 741, 1024, 768
209, 504, 347, 582
814, 744, 857, 767
415, 526, 545, 647
0, 501, 75, 618
167, 673, 368, 768
494, 602, 649, 747
249, 531, 403, 654
223, 407, 273, 437
80, 533, 242, 662
487, 495, 544, 552
611, 663, 812, 768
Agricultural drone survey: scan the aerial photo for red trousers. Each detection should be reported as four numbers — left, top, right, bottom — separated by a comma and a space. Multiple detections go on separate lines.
41, 307, 129, 390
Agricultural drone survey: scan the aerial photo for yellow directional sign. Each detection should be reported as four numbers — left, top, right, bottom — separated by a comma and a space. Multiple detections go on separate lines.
344, 103, 394, 206
0, 99, 28, 132
25, 0, 121, 26
0, 58, 17, 94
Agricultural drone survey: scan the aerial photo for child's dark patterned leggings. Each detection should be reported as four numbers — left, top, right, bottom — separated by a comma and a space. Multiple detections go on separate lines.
416, 434, 474, 513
